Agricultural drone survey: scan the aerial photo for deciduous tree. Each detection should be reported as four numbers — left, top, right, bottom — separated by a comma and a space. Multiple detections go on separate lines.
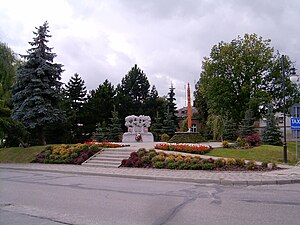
195, 33, 299, 126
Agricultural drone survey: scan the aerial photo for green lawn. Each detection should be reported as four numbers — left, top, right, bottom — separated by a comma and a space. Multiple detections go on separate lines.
0, 145, 45, 163
207, 142, 299, 165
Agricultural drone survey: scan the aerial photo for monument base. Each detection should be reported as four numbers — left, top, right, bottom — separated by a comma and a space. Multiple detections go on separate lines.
122, 132, 154, 143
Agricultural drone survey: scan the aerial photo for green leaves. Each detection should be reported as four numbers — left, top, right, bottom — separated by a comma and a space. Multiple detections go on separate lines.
195, 33, 299, 127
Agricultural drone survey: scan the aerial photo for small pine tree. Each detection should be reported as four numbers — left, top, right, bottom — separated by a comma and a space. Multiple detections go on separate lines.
223, 117, 238, 141
107, 109, 122, 142
262, 107, 282, 146
240, 109, 256, 137
162, 107, 177, 137
92, 122, 109, 142
151, 112, 163, 141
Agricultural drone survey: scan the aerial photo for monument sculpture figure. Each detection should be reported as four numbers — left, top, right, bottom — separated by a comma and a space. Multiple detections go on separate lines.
122, 115, 154, 142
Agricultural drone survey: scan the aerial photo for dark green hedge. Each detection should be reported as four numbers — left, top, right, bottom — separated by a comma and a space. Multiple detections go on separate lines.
168, 132, 206, 143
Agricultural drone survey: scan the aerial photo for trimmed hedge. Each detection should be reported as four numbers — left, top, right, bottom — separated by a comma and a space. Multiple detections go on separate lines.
169, 132, 206, 143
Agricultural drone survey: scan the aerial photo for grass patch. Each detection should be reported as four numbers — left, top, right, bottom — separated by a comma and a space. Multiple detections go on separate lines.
207, 142, 299, 165
0, 146, 45, 163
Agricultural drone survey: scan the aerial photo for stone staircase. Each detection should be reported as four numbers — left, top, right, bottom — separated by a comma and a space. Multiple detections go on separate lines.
82, 148, 133, 168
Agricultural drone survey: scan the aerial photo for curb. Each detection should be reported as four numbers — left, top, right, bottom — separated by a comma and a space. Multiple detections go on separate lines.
1, 165, 300, 186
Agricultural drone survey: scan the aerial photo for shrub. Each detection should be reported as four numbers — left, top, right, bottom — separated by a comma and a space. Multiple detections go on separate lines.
154, 161, 165, 169
222, 141, 230, 148
214, 158, 226, 168
190, 164, 202, 170
235, 158, 245, 167
161, 133, 170, 142
201, 163, 215, 170
184, 155, 192, 163
141, 156, 151, 164
245, 133, 261, 146
148, 151, 157, 159
246, 160, 257, 170
226, 158, 236, 166
168, 133, 206, 143
165, 157, 175, 164
151, 155, 165, 163
191, 158, 201, 164
89, 144, 101, 152
178, 162, 190, 170
235, 137, 247, 147
175, 154, 184, 161
137, 148, 147, 158
166, 162, 176, 169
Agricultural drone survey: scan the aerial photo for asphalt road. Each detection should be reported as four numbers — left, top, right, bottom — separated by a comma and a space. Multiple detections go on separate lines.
1, 168, 300, 225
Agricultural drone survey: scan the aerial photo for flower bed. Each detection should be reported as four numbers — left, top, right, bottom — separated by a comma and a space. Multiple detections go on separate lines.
120, 149, 278, 171
84, 142, 129, 148
155, 143, 212, 155
33, 142, 128, 165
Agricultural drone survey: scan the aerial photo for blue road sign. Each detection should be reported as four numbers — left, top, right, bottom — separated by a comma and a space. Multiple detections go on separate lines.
291, 118, 300, 130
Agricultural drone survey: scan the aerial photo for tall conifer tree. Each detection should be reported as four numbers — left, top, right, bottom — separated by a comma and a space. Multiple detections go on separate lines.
64, 73, 87, 142
11, 22, 64, 145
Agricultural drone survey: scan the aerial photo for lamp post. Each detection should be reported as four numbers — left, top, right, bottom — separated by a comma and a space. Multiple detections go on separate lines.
282, 55, 298, 163
282, 55, 288, 163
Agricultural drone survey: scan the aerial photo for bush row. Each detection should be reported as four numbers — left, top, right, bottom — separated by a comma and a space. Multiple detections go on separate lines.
32, 144, 102, 164
168, 133, 206, 143
120, 149, 274, 171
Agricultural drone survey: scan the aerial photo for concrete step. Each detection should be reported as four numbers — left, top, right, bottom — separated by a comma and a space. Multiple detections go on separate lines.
82, 163, 119, 168
82, 148, 133, 167
99, 152, 131, 157
92, 156, 127, 161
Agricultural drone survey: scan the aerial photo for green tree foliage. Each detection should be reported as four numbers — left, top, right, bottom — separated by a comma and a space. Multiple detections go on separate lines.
151, 112, 164, 141
63, 73, 87, 143
83, 79, 115, 137
196, 33, 299, 126
107, 109, 122, 142
11, 22, 64, 145
0, 42, 18, 105
162, 107, 177, 137
239, 108, 256, 137
262, 106, 282, 146
167, 84, 177, 123
92, 122, 109, 142
207, 114, 224, 141
223, 117, 238, 141
0, 42, 21, 145
116, 64, 150, 127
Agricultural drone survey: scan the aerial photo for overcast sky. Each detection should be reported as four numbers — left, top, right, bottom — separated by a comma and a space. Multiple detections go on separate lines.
1, 0, 300, 107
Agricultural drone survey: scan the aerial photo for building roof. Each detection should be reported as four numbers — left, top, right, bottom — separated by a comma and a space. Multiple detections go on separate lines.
176, 106, 198, 118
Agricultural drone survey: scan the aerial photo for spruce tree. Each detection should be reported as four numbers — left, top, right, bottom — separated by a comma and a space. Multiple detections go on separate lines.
64, 73, 87, 142
223, 117, 238, 141
107, 109, 122, 142
162, 107, 177, 137
92, 122, 109, 142
151, 112, 164, 141
239, 109, 256, 137
11, 22, 64, 145
167, 84, 177, 122
262, 107, 282, 146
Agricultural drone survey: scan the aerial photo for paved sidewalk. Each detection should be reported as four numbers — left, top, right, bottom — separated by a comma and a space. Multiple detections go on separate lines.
1, 141, 299, 186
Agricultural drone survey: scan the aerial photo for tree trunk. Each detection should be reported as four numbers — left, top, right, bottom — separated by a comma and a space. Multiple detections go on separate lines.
39, 126, 47, 145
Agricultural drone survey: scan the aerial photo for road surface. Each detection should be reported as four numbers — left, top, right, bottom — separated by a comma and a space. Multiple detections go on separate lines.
1, 168, 300, 225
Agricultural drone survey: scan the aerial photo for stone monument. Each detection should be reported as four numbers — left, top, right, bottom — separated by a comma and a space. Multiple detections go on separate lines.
122, 115, 154, 142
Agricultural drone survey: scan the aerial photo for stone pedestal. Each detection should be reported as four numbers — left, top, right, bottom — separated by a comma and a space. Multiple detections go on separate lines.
122, 132, 154, 143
